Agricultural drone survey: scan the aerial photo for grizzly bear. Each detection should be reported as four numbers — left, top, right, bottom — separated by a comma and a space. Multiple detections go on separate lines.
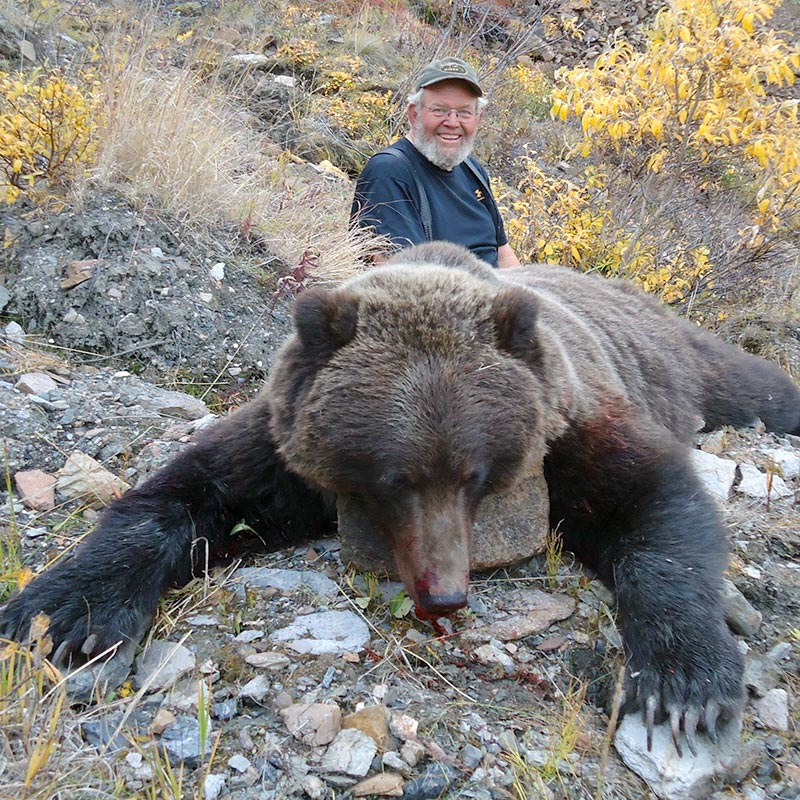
2, 242, 799, 753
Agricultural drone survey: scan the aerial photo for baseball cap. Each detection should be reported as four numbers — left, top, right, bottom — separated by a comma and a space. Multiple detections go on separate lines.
416, 56, 483, 96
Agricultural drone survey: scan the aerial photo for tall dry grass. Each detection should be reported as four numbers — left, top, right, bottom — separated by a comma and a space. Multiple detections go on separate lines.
81, 19, 376, 281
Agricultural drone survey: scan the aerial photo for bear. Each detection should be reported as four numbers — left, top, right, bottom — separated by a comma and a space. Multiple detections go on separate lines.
2, 241, 799, 754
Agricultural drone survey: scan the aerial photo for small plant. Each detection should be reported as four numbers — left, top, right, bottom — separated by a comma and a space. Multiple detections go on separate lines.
197, 679, 211, 762
343, 568, 383, 611
140, 739, 186, 800
275, 38, 320, 71
1, 443, 24, 601
504, 679, 588, 796
318, 88, 397, 150
0, 68, 101, 203
388, 590, 414, 619
544, 529, 564, 591
0, 614, 67, 790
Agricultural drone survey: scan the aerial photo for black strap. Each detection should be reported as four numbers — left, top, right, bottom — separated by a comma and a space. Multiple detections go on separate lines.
380, 147, 433, 242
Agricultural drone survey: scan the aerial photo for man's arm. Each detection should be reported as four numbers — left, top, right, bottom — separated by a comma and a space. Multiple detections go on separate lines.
497, 242, 521, 268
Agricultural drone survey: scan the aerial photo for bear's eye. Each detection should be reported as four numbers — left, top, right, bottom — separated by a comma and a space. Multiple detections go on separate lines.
465, 465, 489, 490
378, 471, 414, 491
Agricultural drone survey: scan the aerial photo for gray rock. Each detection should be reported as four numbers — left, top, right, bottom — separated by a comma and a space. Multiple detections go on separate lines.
234, 566, 339, 598
4, 319, 24, 342
615, 715, 743, 799
744, 652, 785, 698
281, 702, 342, 746
186, 614, 218, 626
245, 651, 291, 670
15, 371, 59, 397
228, 753, 252, 772
473, 643, 515, 673
402, 763, 460, 800
320, 728, 377, 777
160, 715, 211, 768
764, 447, 800, 480
81, 713, 136, 753
754, 688, 790, 731
133, 639, 196, 692
691, 450, 737, 501
226, 53, 271, 68
203, 773, 227, 800
116, 382, 208, 420
211, 699, 238, 720
233, 628, 265, 643
460, 743, 485, 769
66, 621, 147, 702
56, 450, 130, 506
463, 590, 575, 642
0, 285, 10, 311
338, 467, 548, 574
722, 579, 762, 636
382, 750, 413, 776
736, 464, 793, 500
269, 610, 370, 655
238, 674, 270, 704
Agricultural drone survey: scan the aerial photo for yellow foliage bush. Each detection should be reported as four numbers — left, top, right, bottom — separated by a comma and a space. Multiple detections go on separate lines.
551, 0, 800, 236
502, 160, 712, 304
0, 69, 101, 204
276, 39, 320, 70
318, 89, 396, 147
489, 60, 552, 133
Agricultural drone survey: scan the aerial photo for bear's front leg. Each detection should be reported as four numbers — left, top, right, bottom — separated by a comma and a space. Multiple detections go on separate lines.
0, 441, 235, 668
544, 410, 744, 754
0, 396, 328, 680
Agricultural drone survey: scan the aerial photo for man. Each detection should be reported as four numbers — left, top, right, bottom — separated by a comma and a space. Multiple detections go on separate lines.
350, 56, 520, 269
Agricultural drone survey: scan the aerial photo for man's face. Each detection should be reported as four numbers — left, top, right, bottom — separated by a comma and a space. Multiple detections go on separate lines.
408, 80, 482, 171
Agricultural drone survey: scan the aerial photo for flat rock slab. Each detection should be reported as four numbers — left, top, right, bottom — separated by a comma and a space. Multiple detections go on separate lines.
56, 450, 130, 506
690, 449, 736, 502
462, 590, 576, 642
14, 468, 57, 511
615, 715, 747, 800
338, 468, 549, 575
269, 610, 370, 655
134, 640, 196, 692
234, 566, 338, 598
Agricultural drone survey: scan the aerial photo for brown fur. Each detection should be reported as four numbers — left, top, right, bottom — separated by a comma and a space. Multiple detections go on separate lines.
3, 241, 797, 744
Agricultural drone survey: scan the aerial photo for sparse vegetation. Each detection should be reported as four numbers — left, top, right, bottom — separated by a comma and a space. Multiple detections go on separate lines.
1, 444, 23, 601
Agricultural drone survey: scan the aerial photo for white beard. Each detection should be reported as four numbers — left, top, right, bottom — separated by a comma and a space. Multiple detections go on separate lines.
412, 119, 475, 171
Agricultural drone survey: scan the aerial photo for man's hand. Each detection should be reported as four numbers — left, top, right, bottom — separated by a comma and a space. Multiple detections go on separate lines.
497, 243, 520, 268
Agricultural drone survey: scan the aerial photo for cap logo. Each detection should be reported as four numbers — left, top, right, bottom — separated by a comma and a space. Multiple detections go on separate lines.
442, 64, 467, 74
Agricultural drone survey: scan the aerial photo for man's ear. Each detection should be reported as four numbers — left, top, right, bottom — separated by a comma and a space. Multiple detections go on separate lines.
407, 101, 419, 128
293, 288, 359, 357
492, 288, 540, 363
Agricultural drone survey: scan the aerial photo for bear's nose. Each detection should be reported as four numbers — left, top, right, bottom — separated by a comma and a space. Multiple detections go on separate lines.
416, 591, 468, 617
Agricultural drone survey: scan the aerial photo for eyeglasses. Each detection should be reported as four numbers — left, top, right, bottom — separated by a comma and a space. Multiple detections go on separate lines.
422, 105, 477, 121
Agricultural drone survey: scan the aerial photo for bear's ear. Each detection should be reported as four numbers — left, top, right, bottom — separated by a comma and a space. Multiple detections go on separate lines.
293, 287, 359, 354
492, 288, 540, 360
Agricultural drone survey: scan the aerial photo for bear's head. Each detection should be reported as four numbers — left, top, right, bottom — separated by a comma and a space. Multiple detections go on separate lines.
267, 244, 551, 618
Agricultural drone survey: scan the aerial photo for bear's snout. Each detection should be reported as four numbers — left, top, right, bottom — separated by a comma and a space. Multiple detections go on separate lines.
415, 590, 468, 618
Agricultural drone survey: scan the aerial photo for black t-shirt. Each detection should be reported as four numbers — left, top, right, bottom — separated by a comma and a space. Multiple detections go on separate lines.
350, 137, 508, 268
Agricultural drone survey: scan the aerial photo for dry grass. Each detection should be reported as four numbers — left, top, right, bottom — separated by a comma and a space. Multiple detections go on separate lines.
87, 61, 367, 278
